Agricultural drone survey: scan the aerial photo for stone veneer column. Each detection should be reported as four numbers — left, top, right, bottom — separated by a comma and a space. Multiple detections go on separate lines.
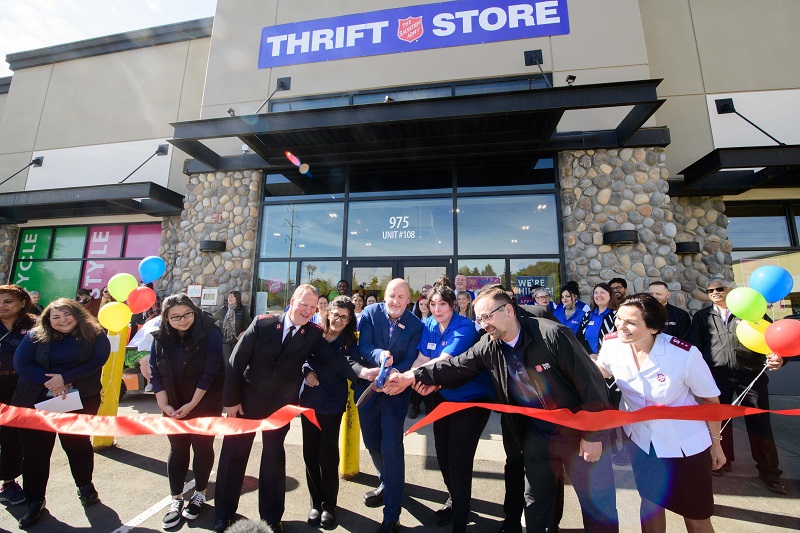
165, 170, 262, 307
0, 224, 19, 284
559, 148, 682, 304
672, 196, 734, 312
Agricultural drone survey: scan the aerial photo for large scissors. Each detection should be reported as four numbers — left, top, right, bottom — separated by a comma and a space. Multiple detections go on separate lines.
355, 357, 391, 408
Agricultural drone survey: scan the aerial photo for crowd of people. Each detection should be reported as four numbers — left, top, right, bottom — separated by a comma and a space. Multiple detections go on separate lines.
0, 273, 789, 532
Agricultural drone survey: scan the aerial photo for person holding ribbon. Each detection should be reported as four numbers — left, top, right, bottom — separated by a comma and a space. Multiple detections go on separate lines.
11, 298, 110, 528
150, 294, 224, 529
300, 296, 376, 530
596, 293, 724, 532
0, 285, 36, 507
409, 277, 493, 532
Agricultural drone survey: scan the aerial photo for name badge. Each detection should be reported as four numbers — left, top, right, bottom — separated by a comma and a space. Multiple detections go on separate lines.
427, 342, 437, 350
397, 323, 405, 329
588, 321, 595, 326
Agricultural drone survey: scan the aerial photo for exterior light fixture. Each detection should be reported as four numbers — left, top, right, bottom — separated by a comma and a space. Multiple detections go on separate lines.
199, 240, 226, 252
602, 230, 639, 245
675, 241, 701, 254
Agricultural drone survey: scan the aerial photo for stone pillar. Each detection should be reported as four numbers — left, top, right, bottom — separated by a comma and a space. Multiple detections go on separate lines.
559, 148, 681, 303
156, 216, 181, 297
167, 170, 262, 307
672, 196, 734, 313
0, 224, 19, 284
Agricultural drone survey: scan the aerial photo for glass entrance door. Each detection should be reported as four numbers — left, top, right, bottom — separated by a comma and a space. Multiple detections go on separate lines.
347, 259, 451, 303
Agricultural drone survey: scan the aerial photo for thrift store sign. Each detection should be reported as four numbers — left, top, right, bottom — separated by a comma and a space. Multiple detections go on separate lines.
259, 0, 570, 68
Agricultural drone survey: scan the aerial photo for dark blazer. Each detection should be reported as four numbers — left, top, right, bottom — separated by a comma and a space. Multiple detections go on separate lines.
663, 303, 691, 343
355, 303, 423, 409
691, 304, 769, 373
224, 313, 358, 419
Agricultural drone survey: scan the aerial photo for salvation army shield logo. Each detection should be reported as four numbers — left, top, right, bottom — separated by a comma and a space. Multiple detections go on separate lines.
397, 16, 423, 43
267, 279, 284, 294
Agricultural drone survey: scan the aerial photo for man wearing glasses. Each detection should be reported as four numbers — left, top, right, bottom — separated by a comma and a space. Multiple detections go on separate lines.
690, 278, 787, 494
213, 285, 372, 532
384, 287, 618, 532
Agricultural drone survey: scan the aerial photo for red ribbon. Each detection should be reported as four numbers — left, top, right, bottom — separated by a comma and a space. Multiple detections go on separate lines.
406, 402, 800, 435
0, 403, 319, 437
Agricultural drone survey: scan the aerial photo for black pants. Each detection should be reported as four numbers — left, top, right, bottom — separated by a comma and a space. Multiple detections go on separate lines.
410, 390, 432, 413
714, 369, 782, 481
0, 374, 22, 481
501, 416, 565, 530
19, 393, 102, 502
522, 429, 618, 533
432, 398, 491, 533
214, 424, 291, 525
301, 412, 343, 513
166, 433, 215, 496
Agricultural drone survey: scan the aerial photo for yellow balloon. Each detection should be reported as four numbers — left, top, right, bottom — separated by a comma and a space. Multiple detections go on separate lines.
98, 302, 132, 332
736, 319, 770, 354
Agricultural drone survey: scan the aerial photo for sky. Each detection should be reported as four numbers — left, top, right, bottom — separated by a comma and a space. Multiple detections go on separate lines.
0, 0, 218, 77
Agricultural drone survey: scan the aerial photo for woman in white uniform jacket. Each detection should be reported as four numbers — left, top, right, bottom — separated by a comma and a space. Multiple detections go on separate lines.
596, 293, 725, 533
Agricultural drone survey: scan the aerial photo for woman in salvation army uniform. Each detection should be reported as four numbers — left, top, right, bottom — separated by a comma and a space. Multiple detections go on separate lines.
408, 277, 494, 533
595, 294, 725, 532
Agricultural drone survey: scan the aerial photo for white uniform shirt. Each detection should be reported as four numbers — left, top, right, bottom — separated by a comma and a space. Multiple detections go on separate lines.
127, 316, 162, 351
597, 333, 720, 458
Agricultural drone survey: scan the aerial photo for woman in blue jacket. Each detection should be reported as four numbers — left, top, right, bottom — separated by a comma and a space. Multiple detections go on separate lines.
577, 283, 618, 359
411, 278, 493, 533
553, 284, 586, 334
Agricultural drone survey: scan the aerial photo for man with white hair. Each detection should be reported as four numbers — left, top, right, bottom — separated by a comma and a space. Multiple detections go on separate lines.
214, 285, 374, 532
691, 278, 786, 494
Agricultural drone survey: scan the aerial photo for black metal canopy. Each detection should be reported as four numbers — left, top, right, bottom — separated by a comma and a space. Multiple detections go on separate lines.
670, 145, 800, 196
0, 182, 184, 223
170, 79, 669, 174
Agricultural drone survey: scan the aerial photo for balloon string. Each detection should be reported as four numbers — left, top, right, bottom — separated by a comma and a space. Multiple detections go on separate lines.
720, 362, 768, 433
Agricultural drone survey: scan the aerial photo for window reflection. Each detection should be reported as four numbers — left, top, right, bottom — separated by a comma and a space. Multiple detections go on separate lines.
457, 259, 507, 291
457, 195, 558, 256
301, 261, 342, 300
260, 203, 344, 259
510, 259, 561, 305
256, 261, 297, 313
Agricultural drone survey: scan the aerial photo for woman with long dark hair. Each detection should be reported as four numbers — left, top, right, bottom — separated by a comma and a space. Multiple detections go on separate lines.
410, 277, 493, 532
0, 285, 36, 507
12, 298, 110, 528
151, 294, 224, 529
214, 290, 252, 361
577, 282, 619, 359
300, 296, 374, 530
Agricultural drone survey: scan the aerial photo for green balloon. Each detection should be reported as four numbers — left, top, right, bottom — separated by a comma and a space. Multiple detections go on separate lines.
726, 287, 767, 323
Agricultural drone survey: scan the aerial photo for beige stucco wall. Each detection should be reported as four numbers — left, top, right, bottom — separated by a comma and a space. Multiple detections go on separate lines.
0, 92, 7, 124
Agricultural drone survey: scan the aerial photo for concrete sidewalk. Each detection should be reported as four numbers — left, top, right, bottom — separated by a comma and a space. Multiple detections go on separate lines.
0, 395, 797, 532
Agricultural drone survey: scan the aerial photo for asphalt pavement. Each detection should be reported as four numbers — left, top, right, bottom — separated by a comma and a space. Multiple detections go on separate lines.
0, 394, 797, 532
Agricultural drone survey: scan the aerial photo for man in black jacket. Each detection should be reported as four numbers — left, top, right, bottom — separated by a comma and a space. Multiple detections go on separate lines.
213, 285, 371, 532
647, 281, 691, 342
691, 278, 786, 494
385, 287, 618, 532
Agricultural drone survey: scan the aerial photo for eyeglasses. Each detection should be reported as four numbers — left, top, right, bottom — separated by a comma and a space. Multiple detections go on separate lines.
706, 287, 726, 294
329, 312, 350, 323
476, 304, 508, 325
102, 290, 110, 295
534, 295, 550, 300
168, 311, 194, 323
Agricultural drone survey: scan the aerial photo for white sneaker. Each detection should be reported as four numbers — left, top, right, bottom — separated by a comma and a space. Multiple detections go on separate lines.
144, 383, 154, 392
182, 491, 206, 520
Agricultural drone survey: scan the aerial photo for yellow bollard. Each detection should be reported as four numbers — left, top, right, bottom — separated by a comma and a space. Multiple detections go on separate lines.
91, 328, 130, 450
338, 381, 361, 478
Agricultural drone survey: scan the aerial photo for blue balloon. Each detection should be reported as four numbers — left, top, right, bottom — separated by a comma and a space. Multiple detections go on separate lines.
139, 256, 167, 284
749, 266, 794, 303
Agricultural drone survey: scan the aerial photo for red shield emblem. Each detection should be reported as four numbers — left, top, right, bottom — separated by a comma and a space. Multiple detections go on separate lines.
267, 279, 284, 294
397, 16, 423, 43
535, 365, 543, 373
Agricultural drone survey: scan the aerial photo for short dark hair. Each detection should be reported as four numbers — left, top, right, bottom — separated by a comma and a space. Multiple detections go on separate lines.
76, 288, 91, 297
337, 279, 349, 287
609, 278, 627, 288
619, 293, 668, 332
648, 281, 669, 290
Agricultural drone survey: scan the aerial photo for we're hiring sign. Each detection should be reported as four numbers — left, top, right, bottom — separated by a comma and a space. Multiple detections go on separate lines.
258, 0, 570, 68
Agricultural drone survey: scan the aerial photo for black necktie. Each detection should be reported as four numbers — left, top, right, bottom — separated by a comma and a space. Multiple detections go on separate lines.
283, 325, 296, 348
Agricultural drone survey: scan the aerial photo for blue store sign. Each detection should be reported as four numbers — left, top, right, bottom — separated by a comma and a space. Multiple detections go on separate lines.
259, 0, 570, 68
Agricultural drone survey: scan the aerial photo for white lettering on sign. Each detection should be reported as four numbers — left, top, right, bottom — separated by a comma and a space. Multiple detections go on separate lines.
89, 231, 110, 255
267, 21, 388, 56
433, 3, 545, 36
389, 216, 410, 229
382, 230, 417, 239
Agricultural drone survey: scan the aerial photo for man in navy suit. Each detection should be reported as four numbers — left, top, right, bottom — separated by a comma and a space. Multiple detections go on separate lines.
355, 279, 423, 533
213, 285, 366, 533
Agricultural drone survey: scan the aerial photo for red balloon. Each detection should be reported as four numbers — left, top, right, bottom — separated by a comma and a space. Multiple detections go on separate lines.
764, 319, 800, 358
127, 287, 157, 314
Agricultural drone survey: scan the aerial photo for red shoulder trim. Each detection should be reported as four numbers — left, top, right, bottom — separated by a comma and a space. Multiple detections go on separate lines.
669, 336, 692, 351
604, 331, 618, 340
307, 321, 323, 331
258, 314, 277, 321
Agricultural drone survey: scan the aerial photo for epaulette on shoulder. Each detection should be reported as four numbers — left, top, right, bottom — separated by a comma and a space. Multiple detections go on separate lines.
257, 314, 277, 321
307, 321, 323, 331
669, 336, 692, 351
604, 331, 618, 340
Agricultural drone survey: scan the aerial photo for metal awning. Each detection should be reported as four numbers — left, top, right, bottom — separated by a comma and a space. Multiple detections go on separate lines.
0, 182, 184, 223
170, 79, 669, 173
670, 145, 800, 196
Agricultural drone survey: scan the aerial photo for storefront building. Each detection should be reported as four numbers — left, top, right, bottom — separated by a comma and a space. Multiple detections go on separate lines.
1, 1, 799, 389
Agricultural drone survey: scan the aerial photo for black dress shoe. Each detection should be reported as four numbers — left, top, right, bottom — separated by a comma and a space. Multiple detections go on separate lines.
363, 486, 384, 507
213, 519, 231, 532
321, 510, 337, 530
78, 483, 100, 507
408, 405, 420, 419
308, 508, 321, 526
433, 497, 453, 526
497, 521, 523, 533
19, 498, 45, 529
764, 479, 788, 495
375, 520, 400, 533
268, 522, 284, 533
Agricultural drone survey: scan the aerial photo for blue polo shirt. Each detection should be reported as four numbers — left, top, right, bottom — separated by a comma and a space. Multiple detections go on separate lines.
417, 313, 494, 402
